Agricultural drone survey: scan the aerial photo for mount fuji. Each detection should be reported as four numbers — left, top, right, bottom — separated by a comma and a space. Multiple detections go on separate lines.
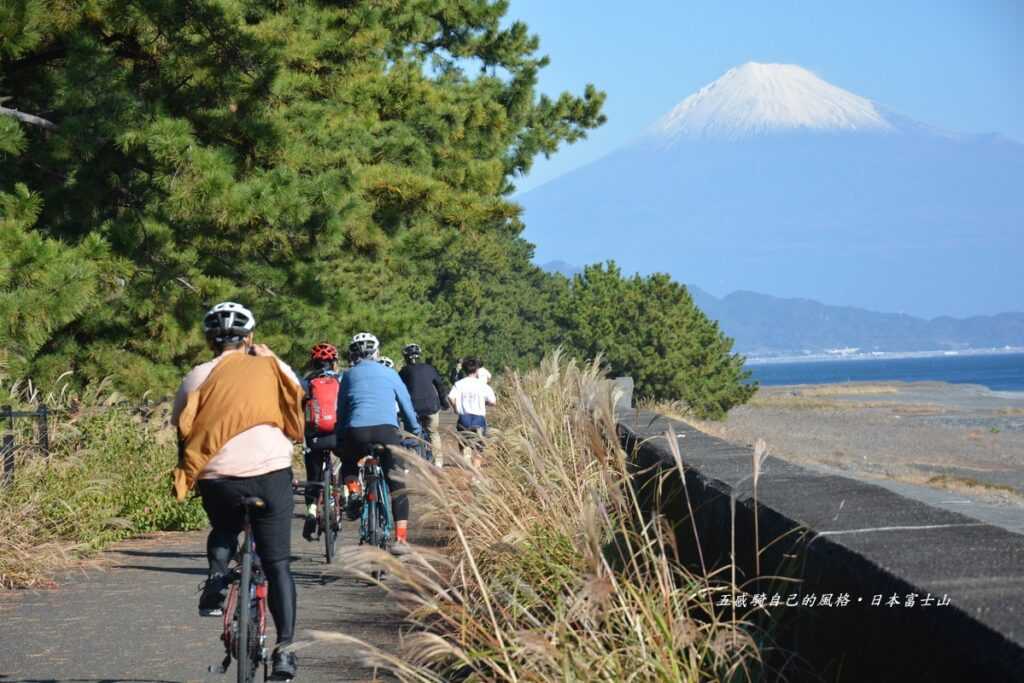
518, 63, 1023, 318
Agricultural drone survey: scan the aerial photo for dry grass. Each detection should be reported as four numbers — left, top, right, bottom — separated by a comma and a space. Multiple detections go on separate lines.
747, 395, 847, 411
746, 393, 944, 416
0, 375, 205, 590
637, 399, 733, 439
997, 407, 1024, 416
923, 474, 1022, 498
332, 353, 765, 682
772, 383, 901, 397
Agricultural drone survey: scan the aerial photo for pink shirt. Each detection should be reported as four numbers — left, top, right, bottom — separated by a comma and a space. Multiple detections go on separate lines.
171, 350, 302, 480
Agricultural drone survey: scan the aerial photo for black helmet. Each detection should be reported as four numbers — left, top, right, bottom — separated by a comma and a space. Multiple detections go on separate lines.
402, 343, 421, 360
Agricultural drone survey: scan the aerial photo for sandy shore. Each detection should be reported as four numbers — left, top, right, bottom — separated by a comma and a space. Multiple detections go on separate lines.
695, 382, 1024, 505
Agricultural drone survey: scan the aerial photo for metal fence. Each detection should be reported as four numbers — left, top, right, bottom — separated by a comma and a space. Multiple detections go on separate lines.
1, 404, 50, 486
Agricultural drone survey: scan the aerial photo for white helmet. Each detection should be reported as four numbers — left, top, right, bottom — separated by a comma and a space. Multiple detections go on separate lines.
349, 332, 380, 360
379, 356, 395, 369
203, 302, 255, 342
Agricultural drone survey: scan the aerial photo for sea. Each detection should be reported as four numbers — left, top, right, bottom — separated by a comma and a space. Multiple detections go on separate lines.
746, 352, 1024, 392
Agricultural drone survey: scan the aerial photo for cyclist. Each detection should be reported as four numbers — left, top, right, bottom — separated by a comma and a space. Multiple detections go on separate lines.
338, 332, 421, 556
399, 343, 449, 467
447, 356, 496, 468
171, 302, 302, 681
301, 342, 342, 542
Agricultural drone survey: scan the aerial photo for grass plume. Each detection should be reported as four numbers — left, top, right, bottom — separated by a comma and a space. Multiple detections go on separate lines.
335, 352, 764, 681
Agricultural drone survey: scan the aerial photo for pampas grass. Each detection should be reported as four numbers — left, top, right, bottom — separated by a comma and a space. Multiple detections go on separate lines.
327, 352, 763, 681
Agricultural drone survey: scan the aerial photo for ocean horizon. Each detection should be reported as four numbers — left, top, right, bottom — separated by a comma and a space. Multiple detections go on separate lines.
745, 350, 1024, 392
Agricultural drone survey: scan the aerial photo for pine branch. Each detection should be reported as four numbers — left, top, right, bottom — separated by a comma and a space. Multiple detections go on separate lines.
0, 106, 56, 130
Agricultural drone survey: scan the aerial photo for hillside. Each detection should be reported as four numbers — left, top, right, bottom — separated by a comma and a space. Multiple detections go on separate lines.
687, 286, 1024, 355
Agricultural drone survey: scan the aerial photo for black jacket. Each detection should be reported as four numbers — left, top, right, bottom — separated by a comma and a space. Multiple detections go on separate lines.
399, 362, 449, 415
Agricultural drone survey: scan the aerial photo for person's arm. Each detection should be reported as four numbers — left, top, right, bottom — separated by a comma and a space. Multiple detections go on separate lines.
335, 370, 351, 438
431, 366, 450, 410
277, 360, 303, 390
393, 374, 421, 435
485, 384, 497, 406
170, 378, 190, 428
170, 365, 206, 428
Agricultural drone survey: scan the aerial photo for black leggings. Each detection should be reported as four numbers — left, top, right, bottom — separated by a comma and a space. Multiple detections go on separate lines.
198, 467, 296, 646
303, 447, 336, 506
340, 425, 409, 522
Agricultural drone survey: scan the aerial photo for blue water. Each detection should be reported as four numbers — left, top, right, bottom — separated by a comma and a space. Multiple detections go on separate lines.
746, 353, 1024, 392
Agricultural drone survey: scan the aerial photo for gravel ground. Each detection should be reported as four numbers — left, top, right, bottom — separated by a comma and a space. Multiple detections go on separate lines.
708, 382, 1024, 503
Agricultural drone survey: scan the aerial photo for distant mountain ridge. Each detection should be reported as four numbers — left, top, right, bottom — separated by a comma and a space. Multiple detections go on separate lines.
520, 62, 1024, 318
539, 262, 1023, 354
687, 286, 1024, 355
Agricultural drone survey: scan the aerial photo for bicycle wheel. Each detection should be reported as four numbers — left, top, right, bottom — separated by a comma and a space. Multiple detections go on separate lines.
236, 550, 254, 683
323, 479, 336, 564
365, 498, 378, 548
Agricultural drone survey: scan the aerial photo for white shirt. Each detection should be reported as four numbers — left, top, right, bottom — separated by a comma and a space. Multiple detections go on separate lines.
477, 367, 492, 384
448, 376, 496, 417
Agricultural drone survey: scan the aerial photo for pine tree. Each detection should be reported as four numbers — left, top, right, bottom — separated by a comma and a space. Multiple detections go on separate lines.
1, 0, 603, 392
560, 263, 756, 419
3, 2, 754, 417
0, 183, 113, 381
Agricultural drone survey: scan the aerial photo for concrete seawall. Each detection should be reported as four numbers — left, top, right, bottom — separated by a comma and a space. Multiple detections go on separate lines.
617, 408, 1024, 682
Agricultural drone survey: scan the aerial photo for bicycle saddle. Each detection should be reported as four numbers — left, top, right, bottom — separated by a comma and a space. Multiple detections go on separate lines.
239, 496, 266, 509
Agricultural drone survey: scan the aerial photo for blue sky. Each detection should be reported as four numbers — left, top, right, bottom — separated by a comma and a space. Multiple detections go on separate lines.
508, 0, 1023, 193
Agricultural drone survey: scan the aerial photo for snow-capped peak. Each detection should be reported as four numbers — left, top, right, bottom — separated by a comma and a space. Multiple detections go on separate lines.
654, 63, 894, 141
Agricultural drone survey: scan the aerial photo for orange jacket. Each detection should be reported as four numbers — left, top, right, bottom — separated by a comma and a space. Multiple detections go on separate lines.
173, 353, 304, 501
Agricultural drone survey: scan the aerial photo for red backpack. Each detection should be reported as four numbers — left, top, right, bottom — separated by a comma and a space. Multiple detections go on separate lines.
305, 375, 340, 434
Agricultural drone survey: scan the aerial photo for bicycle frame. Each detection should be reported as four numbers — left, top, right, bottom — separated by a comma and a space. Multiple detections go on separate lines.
357, 450, 395, 551
210, 500, 268, 682
317, 452, 341, 563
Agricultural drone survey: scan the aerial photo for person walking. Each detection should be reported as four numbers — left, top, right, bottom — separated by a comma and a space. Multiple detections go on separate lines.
447, 356, 496, 468
399, 343, 449, 467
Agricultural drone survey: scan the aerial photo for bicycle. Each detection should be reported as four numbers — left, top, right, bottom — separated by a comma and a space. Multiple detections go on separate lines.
296, 450, 342, 564
356, 445, 395, 576
209, 496, 270, 683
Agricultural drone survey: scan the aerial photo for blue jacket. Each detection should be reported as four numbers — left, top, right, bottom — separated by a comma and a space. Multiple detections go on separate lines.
339, 360, 421, 434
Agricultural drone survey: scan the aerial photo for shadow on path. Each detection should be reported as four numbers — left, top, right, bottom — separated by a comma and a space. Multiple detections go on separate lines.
110, 564, 208, 577
113, 549, 205, 561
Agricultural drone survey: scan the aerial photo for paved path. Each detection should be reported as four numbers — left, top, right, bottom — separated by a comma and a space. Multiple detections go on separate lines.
0, 501, 411, 682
